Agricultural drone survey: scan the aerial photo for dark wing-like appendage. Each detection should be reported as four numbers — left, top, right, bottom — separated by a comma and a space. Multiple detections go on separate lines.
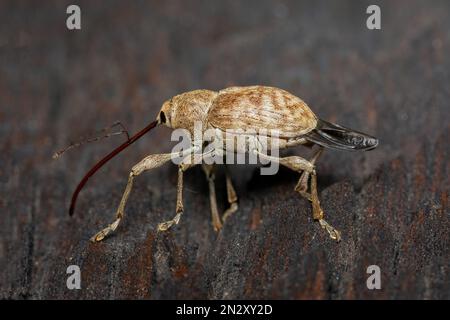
305, 119, 378, 151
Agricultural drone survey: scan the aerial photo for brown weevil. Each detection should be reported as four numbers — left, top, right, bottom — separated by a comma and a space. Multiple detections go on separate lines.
66, 86, 378, 242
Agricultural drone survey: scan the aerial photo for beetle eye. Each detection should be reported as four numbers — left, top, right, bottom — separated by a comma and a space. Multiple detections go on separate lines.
159, 111, 166, 124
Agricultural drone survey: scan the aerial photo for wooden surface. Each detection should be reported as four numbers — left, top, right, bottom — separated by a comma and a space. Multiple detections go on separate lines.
1, 0, 449, 299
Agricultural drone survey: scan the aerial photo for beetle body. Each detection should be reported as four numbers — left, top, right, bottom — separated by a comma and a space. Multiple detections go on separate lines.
158, 86, 377, 152
69, 85, 378, 242
159, 86, 316, 136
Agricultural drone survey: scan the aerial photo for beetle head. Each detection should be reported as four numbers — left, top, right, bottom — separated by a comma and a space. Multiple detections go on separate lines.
157, 89, 218, 133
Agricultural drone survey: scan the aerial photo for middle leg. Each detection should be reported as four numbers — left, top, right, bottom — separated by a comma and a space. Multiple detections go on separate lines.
202, 164, 239, 230
202, 164, 223, 231
222, 166, 239, 223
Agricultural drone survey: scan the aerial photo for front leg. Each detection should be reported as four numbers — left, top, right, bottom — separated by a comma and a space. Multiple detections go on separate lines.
91, 147, 197, 242
91, 152, 178, 242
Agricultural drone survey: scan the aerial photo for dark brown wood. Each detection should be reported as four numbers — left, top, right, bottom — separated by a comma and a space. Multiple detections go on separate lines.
0, 0, 448, 299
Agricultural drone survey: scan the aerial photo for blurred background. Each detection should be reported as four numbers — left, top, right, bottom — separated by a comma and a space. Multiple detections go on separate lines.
0, 0, 448, 299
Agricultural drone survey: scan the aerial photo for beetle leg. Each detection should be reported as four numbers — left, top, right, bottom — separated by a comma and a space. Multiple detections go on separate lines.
157, 162, 197, 232
294, 147, 324, 201
202, 164, 223, 231
222, 166, 238, 223
253, 149, 341, 242
90, 147, 197, 242
159, 145, 215, 232
159, 145, 216, 231
310, 169, 341, 242
253, 150, 314, 173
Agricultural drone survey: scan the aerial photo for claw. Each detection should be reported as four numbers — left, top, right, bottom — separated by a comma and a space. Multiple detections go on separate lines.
157, 213, 181, 232
90, 231, 106, 242
90, 218, 121, 242
319, 219, 341, 242
157, 221, 174, 231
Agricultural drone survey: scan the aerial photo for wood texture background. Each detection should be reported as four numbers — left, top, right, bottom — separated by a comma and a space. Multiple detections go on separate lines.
0, 0, 449, 299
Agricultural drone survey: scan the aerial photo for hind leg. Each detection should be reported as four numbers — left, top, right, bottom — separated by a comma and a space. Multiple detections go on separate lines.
310, 170, 341, 241
293, 147, 341, 241
254, 149, 341, 242
294, 147, 324, 201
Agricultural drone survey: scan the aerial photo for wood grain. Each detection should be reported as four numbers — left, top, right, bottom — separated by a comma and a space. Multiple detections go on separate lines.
0, 0, 448, 299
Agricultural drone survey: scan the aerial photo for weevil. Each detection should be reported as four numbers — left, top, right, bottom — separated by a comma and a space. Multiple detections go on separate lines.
67, 85, 378, 242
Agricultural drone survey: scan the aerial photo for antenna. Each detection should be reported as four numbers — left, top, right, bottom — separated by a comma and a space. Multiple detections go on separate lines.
69, 120, 158, 216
